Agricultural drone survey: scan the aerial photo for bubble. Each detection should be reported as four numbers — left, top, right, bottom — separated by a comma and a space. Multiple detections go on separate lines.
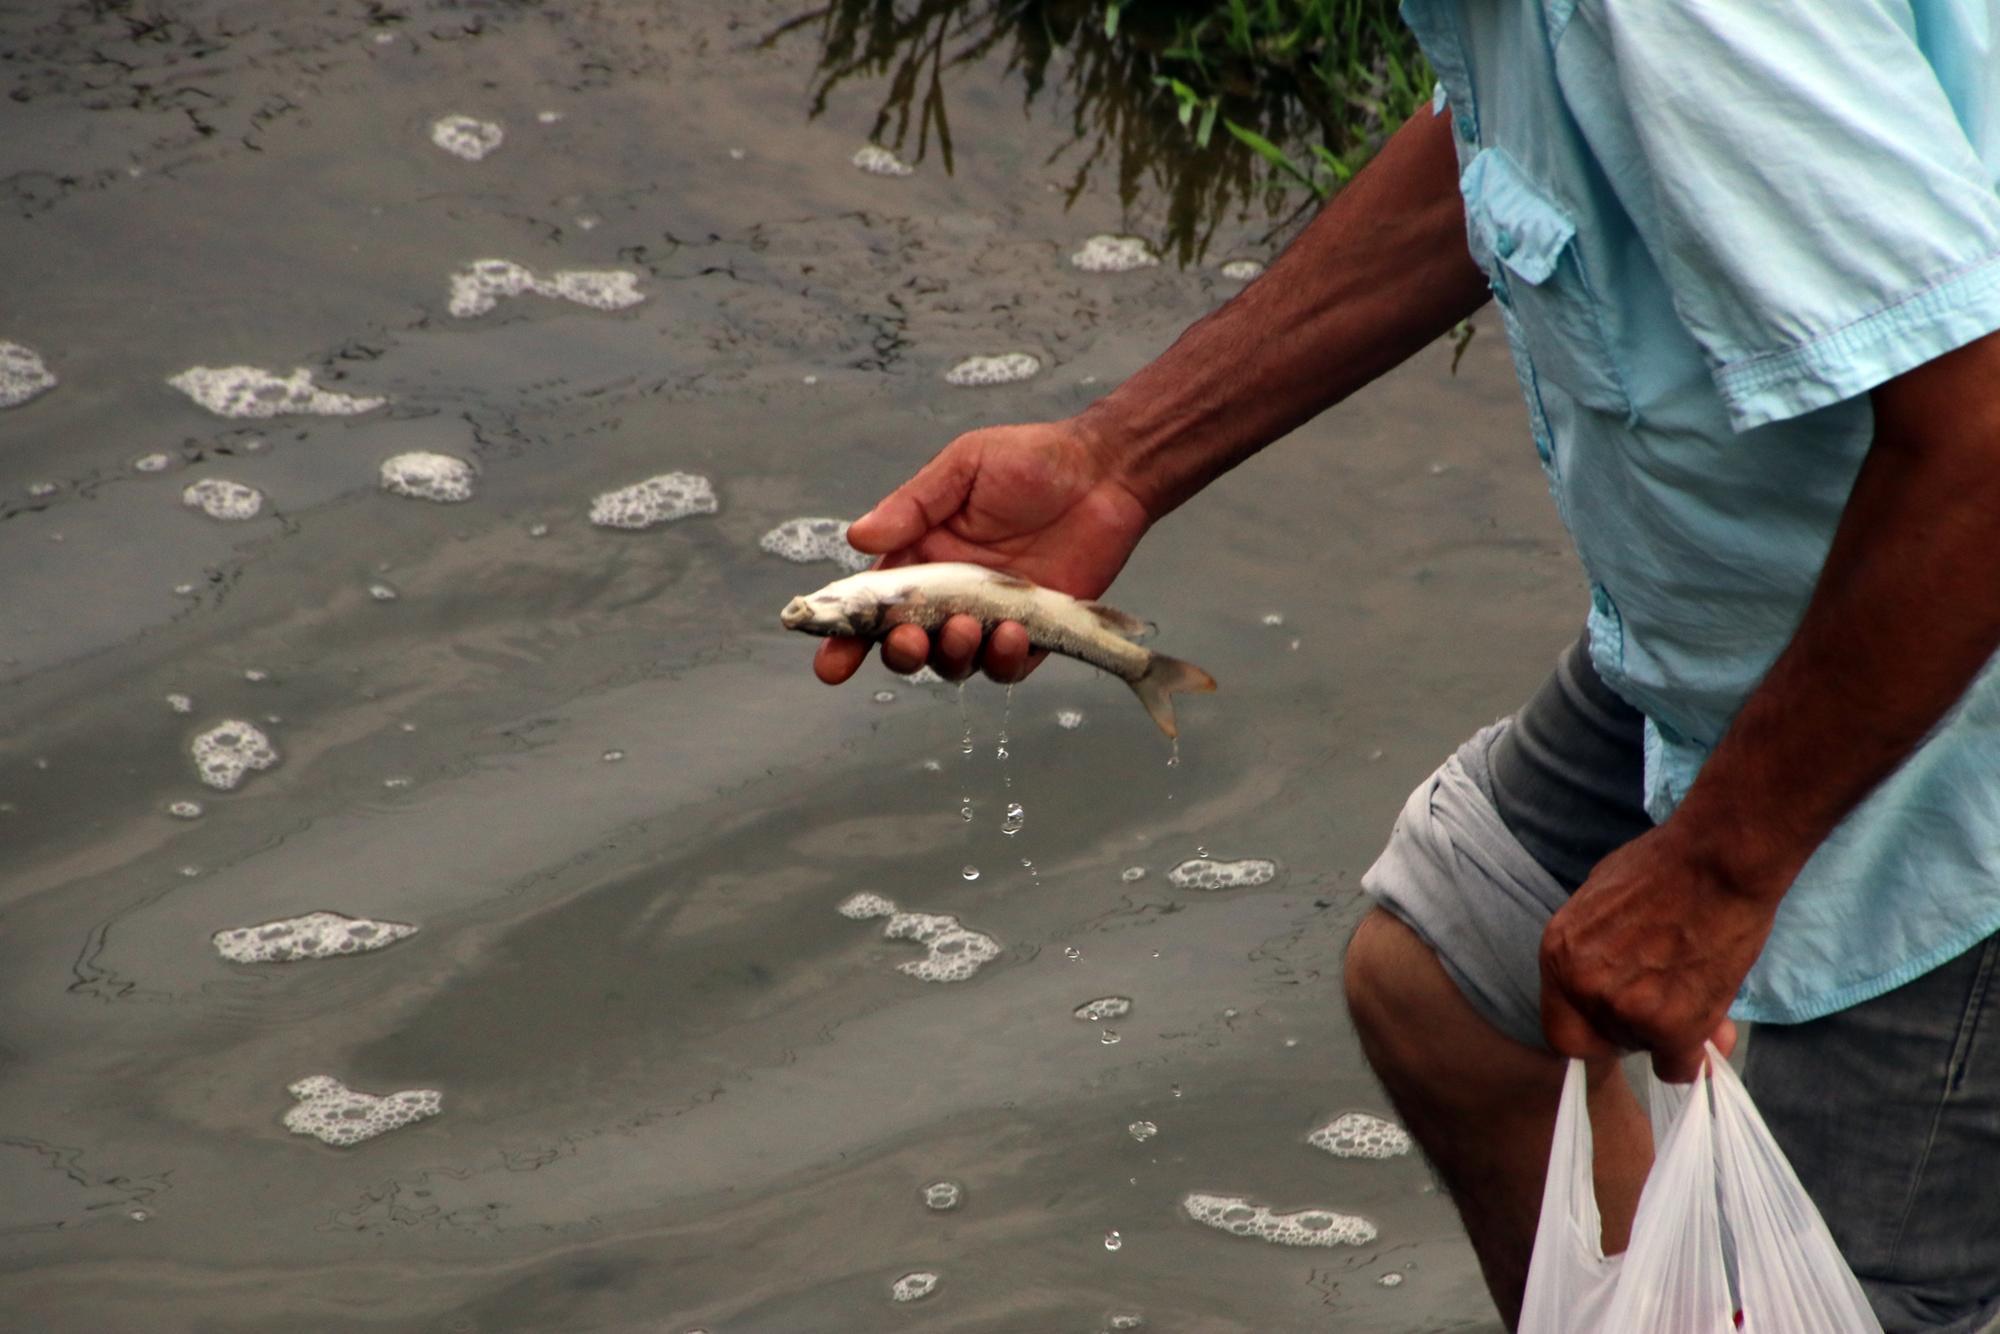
398, 722, 418, 733
1055, 708, 1085, 730
961, 865, 980, 881
166, 693, 194, 714
852, 144, 914, 177
1120, 866, 1147, 883
873, 690, 896, 704
382, 776, 412, 789
837, 892, 897, 921
0, 341, 57, 408
1073, 996, 1130, 1022
1100, 1029, 1121, 1045
174, 583, 197, 597
282, 1075, 441, 1147
242, 668, 270, 683
133, 452, 173, 473
589, 473, 717, 530
889, 1271, 938, 1303
1063, 945, 1082, 962
1001, 802, 1024, 836
527, 522, 550, 538
1307, 1111, 1412, 1161
368, 583, 399, 602
883, 909, 1001, 984
1103, 1229, 1124, 1251
921, 1180, 963, 1211
167, 800, 204, 820
536, 109, 562, 124
1106, 1315, 1144, 1331
945, 353, 1041, 387
1071, 234, 1159, 273
189, 720, 279, 790
379, 451, 475, 503
1261, 612, 1285, 626
1166, 857, 1279, 891
1181, 1193, 1376, 1248
1378, 1273, 1405, 1288
1127, 1120, 1157, 1142
168, 366, 384, 419
758, 516, 872, 573
921, 759, 943, 771
446, 258, 645, 319
601, 749, 625, 763
430, 113, 503, 161
181, 478, 264, 521
180, 865, 201, 877
1219, 259, 1266, 281
213, 910, 419, 964
127, 1208, 150, 1223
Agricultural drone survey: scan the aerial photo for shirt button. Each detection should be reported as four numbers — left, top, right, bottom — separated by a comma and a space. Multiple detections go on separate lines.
1495, 229, 1516, 259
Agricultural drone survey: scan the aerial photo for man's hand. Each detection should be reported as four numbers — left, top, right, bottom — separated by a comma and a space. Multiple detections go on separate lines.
1539, 822, 1766, 1082
812, 419, 1152, 686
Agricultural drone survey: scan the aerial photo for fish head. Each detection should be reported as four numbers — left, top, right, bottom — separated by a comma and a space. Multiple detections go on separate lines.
779, 588, 882, 637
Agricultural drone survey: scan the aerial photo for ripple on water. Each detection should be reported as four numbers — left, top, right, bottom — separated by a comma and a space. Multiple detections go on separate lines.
168, 366, 384, 419
430, 113, 503, 161
589, 473, 717, 530
944, 353, 1040, 387
282, 1076, 441, 1147
1166, 857, 1279, 891
213, 910, 418, 964
190, 720, 279, 791
181, 478, 264, 521
1182, 1193, 1377, 1247
1308, 1111, 1412, 1160
379, 451, 475, 503
0, 341, 57, 408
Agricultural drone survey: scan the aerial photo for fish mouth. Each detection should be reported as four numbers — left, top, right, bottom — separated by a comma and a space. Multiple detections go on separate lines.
779, 597, 813, 630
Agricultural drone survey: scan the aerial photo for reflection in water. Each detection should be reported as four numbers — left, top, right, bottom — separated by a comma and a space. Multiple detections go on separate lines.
769, 0, 1421, 259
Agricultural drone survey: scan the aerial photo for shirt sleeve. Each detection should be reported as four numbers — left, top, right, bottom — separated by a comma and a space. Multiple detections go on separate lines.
1578, 0, 2000, 432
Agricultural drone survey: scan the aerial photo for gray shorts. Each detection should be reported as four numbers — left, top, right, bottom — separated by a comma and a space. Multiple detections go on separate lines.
1361, 634, 2000, 1333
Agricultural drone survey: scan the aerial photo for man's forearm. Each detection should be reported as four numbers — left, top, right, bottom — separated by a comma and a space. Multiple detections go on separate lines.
1080, 106, 1490, 521
1666, 332, 2000, 900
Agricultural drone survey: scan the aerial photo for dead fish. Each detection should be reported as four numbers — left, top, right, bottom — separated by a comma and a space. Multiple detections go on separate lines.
781, 562, 1216, 738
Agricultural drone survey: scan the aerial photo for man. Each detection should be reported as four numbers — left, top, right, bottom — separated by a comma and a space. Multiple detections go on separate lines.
813, 4, 2000, 1329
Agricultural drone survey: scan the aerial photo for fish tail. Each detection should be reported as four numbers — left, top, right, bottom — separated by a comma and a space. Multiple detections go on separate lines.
1129, 653, 1217, 739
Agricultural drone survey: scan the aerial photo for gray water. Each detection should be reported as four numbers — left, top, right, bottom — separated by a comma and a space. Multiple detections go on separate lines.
0, 4, 1578, 1330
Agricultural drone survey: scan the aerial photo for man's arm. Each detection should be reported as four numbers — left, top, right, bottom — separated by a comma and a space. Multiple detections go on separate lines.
818, 105, 1489, 684
1541, 329, 2000, 1080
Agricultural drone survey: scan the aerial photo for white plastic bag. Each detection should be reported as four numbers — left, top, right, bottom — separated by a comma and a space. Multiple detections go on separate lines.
1520, 1044, 1882, 1333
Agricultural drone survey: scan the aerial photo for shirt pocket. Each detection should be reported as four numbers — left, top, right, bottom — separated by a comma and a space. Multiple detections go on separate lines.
1460, 147, 1632, 420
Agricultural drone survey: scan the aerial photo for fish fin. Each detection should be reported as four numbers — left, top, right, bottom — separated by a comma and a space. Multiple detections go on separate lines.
1083, 600, 1152, 640
1128, 653, 1217, 739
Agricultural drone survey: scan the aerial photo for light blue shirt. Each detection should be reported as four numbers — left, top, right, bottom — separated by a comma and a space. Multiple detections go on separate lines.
1400, 0, 2000, 1022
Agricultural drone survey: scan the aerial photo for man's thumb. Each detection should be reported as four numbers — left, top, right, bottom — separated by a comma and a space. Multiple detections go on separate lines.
849, 450, 973, 554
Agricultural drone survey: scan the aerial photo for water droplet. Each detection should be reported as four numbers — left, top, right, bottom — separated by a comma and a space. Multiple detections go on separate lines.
873, 689, 896, 704
601, 749, 626, 763
1100, 1029, 1121, 1045
1001, 802, 1025, 836
1170, 1084, 1183, 1099
1127, 1121, 1157, 1142
995, 744, 1010, 760
921, 1179, 963, 1211
959, 804, 974, 823
1378, 1273, 1404, 1288
1103, 1229, 1123, 1252
961, 865, 980, 881
1063, 945, 1082, 962
1121, 866, 1146, 882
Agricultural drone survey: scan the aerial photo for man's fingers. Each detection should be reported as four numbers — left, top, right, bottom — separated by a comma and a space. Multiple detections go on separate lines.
932, 615, 983, 680
1651, 1043, 1709, 1085
982, 621, 1035, 683
880, 624, 930, 674
1540, 986, 1621, 1063
1707, 1017, 1738, 1062
814, 637, 869, 685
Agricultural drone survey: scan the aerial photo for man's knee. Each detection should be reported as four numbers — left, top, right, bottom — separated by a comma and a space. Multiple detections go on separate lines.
1344, 908, 1451, 1065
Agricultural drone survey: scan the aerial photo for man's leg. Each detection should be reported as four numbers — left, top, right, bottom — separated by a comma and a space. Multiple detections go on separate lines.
1344, 634, 1656, 1326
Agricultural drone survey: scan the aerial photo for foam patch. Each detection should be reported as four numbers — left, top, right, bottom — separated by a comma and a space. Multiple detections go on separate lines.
190, 720, 280, 791
431, 114, 503, 161
1219, 259, 1266, 281
166, 693, 194, 714
1071, 234, 1159, 273
853, 145, 914, 177
758, 517, 872, 572
838, 893, 999, 982
890, 1272, 939, 1302
181, 478, 264, 521
1167, 857, 1278, 891
213, 911, 419, 964
589, 473, 717, 529
838, 892, 896, 920
0, 341, 57, 408
1182, 1193, 1376, 1247
1055, 708, 1085, 730
921, 1180, 963, 1210
446, 258, 645, 318
1308, 1112, 1411, 1160
944, 353, 1040, 387
133, 452, 173, 473
282, 1076, 441, 1147
168, 366, 385, 419
1073, 996, 1131, 1022
379, 451, 475, 503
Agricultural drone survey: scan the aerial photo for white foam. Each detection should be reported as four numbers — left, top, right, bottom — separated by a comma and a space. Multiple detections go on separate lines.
1167, 857, 1278, 891
0, 341, 57, 408
759, 516, 872, 572
214, 910, 418, 964
167, 800, 204, 820
379, 451, 475, 503
1182, 1193, 1376, 1247
1074, 996, 1131, 1022
166, 693, 194, 714
945, 353, 1040, 387
1071, 234, 1159, 273
446, 258, 645, 319
168, 366, 385, 419
190, 720, 280, 791
430, 114, 502, 161
838, 892, 897, 920
1055, 708, 1086, 730
282, 1075, 441, 1147
181, 477, 264, 521
368, 583, 399, 601
133, 452, 173, 473
589, 473, 717, 530
1128, 1120, 1158, 1142
1308, 1111, 1412, 1160
839, 893, 998, 982
889, 1271, 939, 1302
853, 145, 914, 177
1120, 866, 1147, 882
921, 1180, 963, 1211
1106, 1314, 1145, 1330
1219, 259, 1266, 281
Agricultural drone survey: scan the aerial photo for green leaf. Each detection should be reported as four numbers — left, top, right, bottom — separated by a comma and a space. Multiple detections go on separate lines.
1104, 1, 1121, 39
1197, 99, 1218, 149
